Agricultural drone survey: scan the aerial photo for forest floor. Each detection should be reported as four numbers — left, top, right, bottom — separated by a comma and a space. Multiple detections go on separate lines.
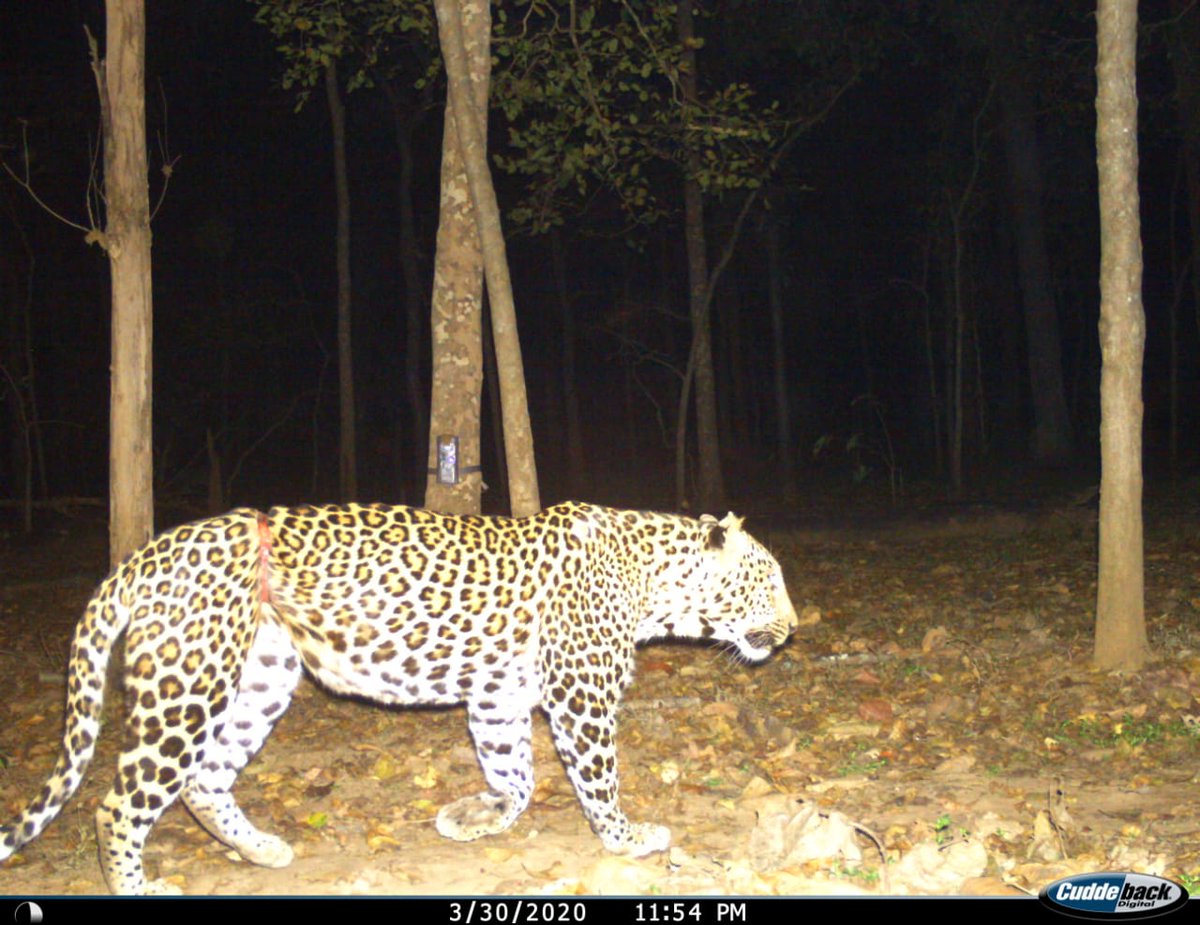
0, 483, 1197, 897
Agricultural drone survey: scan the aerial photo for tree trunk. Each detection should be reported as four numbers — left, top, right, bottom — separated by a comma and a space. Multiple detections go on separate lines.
1167, 0, 1200, 353
676, 0, 724, 513
947, 198, 965, 494
911, 238, 944, 476
425, 0, 487, 515
432, 0, 540, 517
998, 71, 1074, 465
326, 60, 357, 501
2, 303, 33, 533
206, 428, 223, 514
551, 230, 587, 497
941, 242, 956, 486
389, 95, 429, 500
721, 272, 748, 450
765, 217, 796, 504
1094, 0, 1148, 672
1, 209, 42, 533
1167, 156, 1187, 477
92, 0, 154, 565
482, 295, 509, 509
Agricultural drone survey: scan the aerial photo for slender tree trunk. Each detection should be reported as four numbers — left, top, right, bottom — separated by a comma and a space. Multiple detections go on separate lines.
1168, 239, 1180, 476
944, 82, 992, 493
433, 0, 540, 516
482, 295, 508, 508
206, 428, 223, 514
999, 71, 1074, 465
1167, 159, 1191, 478
987, 224, 1027, 453
1094, 0, 1148, 671
425, 0, 487, 515
1167, 0, 1200, 351
676, 0, 724, 512
551, 230, 587, 496
1, 204, 44, 533
398, 112, 427, 503
391, 99, 429, 500
326, 60, 357, 501
947, 198, 965, 494
722, 272, 748, 450
2, 308, 33, 533
91, 1, 153, 565
972, 311, 987, 456
941, 242, 956, 485
922, 293, 943, 476
912, 238, 944, 476
766, 217, 796, 503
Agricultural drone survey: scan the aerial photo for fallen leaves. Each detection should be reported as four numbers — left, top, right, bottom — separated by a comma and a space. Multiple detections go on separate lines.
370, 755, 401, 782
892, 839, 987, 893
3, 498, 1200, 896
365, 823, 404, 851
656, 760, 681, 785
857, 699, 893, 724
746, 798, 864, 871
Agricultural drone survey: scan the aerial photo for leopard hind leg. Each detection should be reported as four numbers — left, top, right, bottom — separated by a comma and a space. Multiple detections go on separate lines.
94, 636, 246, 896
436, 704, 535, 841
96, 554, 269, 895
181, 616, 301, 868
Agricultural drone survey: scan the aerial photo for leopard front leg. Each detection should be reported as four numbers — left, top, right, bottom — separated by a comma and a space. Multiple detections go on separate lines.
436, 706, 534, 842
544, 691, 670, 857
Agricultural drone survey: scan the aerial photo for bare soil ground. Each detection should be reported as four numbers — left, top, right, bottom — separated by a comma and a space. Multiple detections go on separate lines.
0, 491, 1197, 896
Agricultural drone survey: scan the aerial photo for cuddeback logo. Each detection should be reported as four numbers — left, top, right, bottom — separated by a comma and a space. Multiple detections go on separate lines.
1039, 872, 1189, 919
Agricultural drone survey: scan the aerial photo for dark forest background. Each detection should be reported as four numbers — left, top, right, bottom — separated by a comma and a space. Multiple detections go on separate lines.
2, 0, 1197, 516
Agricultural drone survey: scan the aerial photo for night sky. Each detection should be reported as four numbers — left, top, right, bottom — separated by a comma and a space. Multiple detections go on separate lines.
1, 1, 1195, 516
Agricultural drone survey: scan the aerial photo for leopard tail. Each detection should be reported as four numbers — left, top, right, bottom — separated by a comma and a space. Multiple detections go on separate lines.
0, 567, 133, 860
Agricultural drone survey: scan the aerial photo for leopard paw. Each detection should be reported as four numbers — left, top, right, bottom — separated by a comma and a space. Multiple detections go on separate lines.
436, 792, 519, 841
142, 878, 185, 896
236, 833, 294, 868
603, 822, 671, 857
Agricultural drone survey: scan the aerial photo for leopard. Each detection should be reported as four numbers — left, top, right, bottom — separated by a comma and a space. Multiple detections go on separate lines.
0, 501, 797, 894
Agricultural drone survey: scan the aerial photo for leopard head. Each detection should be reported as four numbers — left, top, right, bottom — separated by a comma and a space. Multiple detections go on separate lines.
637, 512, 798, 661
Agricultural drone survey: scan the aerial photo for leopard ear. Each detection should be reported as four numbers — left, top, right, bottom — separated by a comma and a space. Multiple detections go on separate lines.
703, 512, 744, 551
719, 512, 745, 533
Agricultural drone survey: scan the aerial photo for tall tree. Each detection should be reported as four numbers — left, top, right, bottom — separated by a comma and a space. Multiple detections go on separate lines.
92, 0, 154, 564
325, 59, 357, 500
1094, 0, 1147, 671
1168, 0, 1200, 351
252, 0, 435, 501
550, 229, 588, 497
493, 1, 808, 510
0, 193, 45, 533
383, 80, 433, 500
764, 213, 796, 504
995, 49, 1074, 465
423, 0, 487, 515
675, 0, 725, 510
429, 0, 540, 516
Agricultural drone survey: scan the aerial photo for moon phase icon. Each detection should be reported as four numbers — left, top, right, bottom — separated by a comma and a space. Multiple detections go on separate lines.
14, 902, 43, 924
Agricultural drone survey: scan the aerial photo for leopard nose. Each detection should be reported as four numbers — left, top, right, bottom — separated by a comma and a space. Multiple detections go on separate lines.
778, 587, 799, 632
